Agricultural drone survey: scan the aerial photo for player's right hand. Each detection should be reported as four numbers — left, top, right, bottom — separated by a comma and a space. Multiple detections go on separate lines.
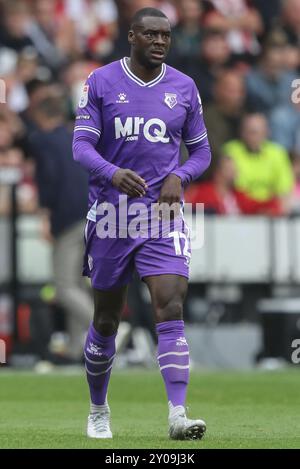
112, 169, 148, 198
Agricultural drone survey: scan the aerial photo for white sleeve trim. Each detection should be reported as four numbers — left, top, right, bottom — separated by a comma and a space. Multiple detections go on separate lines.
184, 131, 207, 145
74, 126, 101, 137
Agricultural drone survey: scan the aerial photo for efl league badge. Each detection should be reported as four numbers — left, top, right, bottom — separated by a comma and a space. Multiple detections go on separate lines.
79, 85, 89, 108
164, 93, 177, 109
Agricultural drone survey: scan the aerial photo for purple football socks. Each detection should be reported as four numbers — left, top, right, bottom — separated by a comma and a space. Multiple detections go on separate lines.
84, 323, 116, 406
156, 320, 190, 408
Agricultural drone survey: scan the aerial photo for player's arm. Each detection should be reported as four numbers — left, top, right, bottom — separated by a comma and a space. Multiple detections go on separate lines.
72, 73, 119, 182
172, 82, 211, 186
72, 73, 147, 198
159, 82, 211, 205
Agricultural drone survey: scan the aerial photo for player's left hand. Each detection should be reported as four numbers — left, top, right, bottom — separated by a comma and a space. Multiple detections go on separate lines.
158, 173, 182, 205
157, 174, 182, 219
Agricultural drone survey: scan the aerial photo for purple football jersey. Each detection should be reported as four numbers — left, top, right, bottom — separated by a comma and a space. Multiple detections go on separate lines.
73, 58, 211, 222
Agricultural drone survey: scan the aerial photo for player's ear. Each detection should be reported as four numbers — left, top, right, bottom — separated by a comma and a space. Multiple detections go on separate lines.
128, 30, 135, 45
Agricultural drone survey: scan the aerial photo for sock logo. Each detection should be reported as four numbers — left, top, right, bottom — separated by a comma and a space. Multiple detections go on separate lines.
176, 337, 187, 347
87, 342, 103, 356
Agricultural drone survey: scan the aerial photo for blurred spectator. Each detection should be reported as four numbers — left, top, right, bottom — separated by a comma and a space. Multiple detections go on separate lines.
252, 0, 282, 33
184, 154, 284, 215
204, 69, 246, 178
122, 0, 177, 23
290, 152, 300, 214
157, 0, 178, 26
202, 0, 263, 63
183, 29, 233, 103
167, 0, 203, 69
0, 113, 16, 151
0, 0, 33, 52
0, 112, 37, 215
20, 79, 65, 155
17, 46, 40, 84
0, 46, 29, 112
61, 59, 100, 113
184, 155, 241, 214
26, 0, 82, 73
20, 79, 56, 132
269, 100, 300, 154
8, 46, 44, 112
268, 0, 300, 72
61, 0, 119, 61
29, 95, 92, 360
246, 43, 297, 114
0, 41, 51, 112
0, 105, 25, 144
263, 28, 300, 72
222, 113, 295, 215
280, 0, 300, 47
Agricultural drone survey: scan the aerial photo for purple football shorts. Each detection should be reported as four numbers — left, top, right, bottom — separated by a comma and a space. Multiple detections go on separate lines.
82, 218, 191, 290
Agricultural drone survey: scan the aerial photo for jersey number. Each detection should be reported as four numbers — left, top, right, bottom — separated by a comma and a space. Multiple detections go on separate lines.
168, 231, 191, 263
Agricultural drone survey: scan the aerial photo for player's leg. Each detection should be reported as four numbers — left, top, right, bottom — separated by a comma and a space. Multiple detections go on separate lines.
85, 286, 127, 404
144, 273, 206, 440
135, 227, 192, 412
144, 274, 189, 406
85, 286, 127, 439
82, 219, 136, 437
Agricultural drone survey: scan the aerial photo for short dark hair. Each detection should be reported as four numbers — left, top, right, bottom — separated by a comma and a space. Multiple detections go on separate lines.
25, 79, 49, 98
202, 28, 226, 41
35, 96, 66, 119
130, 7, 168, 29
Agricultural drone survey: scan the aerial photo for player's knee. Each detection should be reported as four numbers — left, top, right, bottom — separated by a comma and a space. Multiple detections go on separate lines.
156, 299, 183, 323
93, 317, 119, 336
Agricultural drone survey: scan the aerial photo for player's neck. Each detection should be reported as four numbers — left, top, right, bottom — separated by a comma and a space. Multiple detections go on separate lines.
127, 57, 162, 84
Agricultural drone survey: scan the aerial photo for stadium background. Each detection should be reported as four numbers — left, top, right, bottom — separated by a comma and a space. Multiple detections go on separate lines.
0, 0, 300, 449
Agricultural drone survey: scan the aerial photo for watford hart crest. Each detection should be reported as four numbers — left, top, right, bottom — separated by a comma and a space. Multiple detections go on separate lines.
164, 93, 177, 109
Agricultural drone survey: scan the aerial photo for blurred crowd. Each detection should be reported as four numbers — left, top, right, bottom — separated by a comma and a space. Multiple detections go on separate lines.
0, 0, 300, 364
0, 0, 300, 218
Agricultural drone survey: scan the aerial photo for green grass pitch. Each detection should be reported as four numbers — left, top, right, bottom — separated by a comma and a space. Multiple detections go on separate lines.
0, 369, 299, 449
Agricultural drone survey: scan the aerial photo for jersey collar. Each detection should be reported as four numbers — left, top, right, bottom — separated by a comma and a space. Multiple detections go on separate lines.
120, 57, 166, 88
